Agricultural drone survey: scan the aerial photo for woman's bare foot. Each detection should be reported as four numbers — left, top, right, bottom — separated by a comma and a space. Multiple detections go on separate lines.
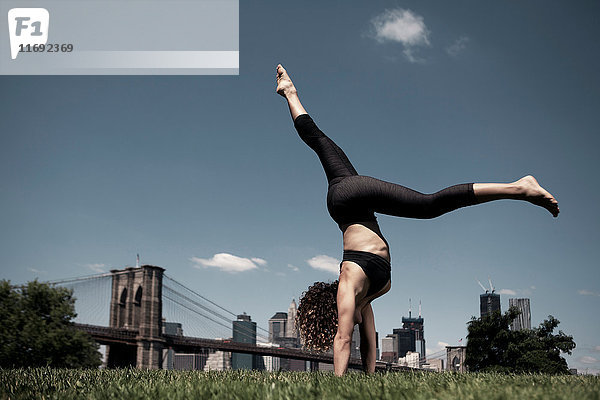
515, 175, 560, 217
276, 64, 297, 98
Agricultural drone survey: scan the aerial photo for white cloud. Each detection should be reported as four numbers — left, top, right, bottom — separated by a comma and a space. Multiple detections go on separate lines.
306, 255, 340, 275
578, 289, 600, 297
498, 289, 517, 295
579, 356, 598, 364
191, 253, 264, 273
426, 341, 449, 356
251, 257, 267, 266
446, 35, 470, 56
370, 8, 430, 62
595, 346, 600, 352
85, 263, 106, 273
287, 264, 299, 272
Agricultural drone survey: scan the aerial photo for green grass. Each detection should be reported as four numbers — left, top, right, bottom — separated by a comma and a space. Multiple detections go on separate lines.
1, 368, 599, 400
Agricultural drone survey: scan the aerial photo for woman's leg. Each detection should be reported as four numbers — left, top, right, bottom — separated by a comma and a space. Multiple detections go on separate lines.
276, 64, 307, 121
277, 64, 358, 184
473, 175, 559, 217
334, 174, 559, 219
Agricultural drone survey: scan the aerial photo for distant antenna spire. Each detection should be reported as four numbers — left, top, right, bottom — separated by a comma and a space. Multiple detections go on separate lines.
409, 298, 412, 318
476, 279, 488, 293
419, 300, 422, 317
488, 276, 495, 293
136, 253, 140, 268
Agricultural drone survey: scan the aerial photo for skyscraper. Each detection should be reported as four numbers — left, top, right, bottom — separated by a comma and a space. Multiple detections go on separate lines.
268, 312, 288, 342
393, 328, 415, 359
509, 298, 531, 330
480, 292, 501, 318
268, 299, 304, 371
232, 313, 256, 370
399, 300, 425, 361
380, 334, 398, 363
286, 299, 298, 338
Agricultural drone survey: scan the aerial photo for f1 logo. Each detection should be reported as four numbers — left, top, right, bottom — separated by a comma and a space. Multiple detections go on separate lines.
8, 8, 49, 60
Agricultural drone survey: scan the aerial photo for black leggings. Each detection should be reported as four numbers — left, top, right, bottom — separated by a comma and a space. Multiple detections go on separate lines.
294, 114, 478, 227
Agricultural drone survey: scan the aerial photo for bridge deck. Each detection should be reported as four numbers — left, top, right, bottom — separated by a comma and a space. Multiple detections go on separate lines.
75, 323, 416, 372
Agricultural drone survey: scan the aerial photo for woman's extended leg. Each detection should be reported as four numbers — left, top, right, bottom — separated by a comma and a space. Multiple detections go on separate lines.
276, 64, 306, 121
277, 64, 358, 184
473, 176, 559, 217
333, 174, 559, 220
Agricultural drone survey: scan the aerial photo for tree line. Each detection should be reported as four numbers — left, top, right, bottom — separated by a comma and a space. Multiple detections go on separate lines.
0, 280, 101, 368
465, 307, 575, 374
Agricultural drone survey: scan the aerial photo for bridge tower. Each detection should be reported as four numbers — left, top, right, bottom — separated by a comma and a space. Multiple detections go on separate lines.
106, 265, 165, 369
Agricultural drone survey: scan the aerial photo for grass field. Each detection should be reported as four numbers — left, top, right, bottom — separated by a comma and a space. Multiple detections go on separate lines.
1, 368, 599, 400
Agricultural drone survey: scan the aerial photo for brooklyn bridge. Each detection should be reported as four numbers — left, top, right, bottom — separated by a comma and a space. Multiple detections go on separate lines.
49, 264, 410, 372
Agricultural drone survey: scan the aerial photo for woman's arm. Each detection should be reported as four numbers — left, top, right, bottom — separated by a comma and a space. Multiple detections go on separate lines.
358, 303, 377, 373
333, 278, 356, 376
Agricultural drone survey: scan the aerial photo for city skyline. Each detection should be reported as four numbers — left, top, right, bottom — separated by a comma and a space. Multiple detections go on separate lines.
1, 1, 599, 374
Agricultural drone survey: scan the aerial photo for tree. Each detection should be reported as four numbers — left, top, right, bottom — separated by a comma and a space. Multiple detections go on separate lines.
465, 307, 575, 374
0, 280, 101, 368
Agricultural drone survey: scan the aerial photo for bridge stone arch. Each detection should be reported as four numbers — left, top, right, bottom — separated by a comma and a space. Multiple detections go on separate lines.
106, 265, 165, 369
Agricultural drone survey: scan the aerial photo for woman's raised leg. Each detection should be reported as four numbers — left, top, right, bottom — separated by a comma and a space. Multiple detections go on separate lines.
473, 175, 559, 217
336, 174, 559, 220
276, 64, 307, 121
277, 64, 359, 184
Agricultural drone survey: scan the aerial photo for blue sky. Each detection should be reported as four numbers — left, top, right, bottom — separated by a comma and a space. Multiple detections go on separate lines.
1, 1, 599, 373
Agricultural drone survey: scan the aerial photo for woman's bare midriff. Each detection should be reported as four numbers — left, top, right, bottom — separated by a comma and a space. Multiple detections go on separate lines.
340, 221, 390, 261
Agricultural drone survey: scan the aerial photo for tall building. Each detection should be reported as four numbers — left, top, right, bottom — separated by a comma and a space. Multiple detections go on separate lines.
268, 299, 304, 371
161, 321, 183, 370
286, 299, 298, 338
380, 334, 398, 363
393, 328, 415, 358
480, 292, 501, 318
509, 298, 531, 330
232, 313, 257, 370
269, 312, 288, 342
399, 300, 425, 361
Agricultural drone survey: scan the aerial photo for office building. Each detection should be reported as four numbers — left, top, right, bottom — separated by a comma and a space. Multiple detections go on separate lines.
161, 321, 183, 370
269, 312, 288, 342
398, 351, 420, 368
286, 299, 298, 338
480, 292, 501, 318
268, 299, 304, 371
399, 300, 426, 361
381, 334, 398, 363
232, 313, 257, 370
393, 328, 415, 359
509, 298, 531, 330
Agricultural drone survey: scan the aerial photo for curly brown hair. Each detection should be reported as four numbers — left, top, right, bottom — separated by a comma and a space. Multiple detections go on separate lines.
295, 280, 339, 352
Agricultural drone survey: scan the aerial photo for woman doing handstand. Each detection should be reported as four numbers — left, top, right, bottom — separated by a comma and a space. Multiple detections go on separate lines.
275, 64, 559, 376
